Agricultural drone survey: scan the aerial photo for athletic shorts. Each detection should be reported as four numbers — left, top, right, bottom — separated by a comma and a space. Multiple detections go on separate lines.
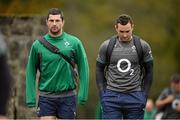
37, 95, 77, 119
101, 89, 147, 119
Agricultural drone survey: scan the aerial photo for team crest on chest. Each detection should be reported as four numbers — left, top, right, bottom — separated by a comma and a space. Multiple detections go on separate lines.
64, 41, 70, 47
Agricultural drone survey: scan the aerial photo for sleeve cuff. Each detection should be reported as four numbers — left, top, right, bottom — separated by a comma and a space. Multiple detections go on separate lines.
26, 102, 36, 108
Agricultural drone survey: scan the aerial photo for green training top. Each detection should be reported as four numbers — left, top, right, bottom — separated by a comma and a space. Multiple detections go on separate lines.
26, 32, 89, 107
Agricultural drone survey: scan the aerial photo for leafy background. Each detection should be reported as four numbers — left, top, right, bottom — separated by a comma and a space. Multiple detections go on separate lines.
0, 0, 180, 119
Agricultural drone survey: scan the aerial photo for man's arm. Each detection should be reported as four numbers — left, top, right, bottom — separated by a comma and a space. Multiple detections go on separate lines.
140, 39, 153, 97
96, 40, 109, 99
75, 39, 89, 105
26, 41, 39, 107
156, 94, 174, 109
143, 60, 153, 96
96, 61, 107, 98
96, 36, 117, 97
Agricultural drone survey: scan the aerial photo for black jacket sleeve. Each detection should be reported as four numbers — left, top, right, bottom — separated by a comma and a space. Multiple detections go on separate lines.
0, 55, 12, 115
143, 60, 153, 96
96, 61, 107, 97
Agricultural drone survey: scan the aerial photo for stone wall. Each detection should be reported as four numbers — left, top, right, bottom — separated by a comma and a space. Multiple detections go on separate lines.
0, 16, 47, 119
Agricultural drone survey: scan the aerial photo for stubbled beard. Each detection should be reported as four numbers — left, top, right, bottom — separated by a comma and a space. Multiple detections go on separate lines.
50, 29, 61, 35
120, 36, 132, 42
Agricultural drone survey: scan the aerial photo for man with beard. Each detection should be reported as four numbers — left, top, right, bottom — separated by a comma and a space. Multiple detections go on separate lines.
96, 14, 153, 119
26, 8, 89, 119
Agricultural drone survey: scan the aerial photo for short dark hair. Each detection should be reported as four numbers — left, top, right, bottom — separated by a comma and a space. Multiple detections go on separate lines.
116, 14, 133, 26
170, 73, 180, 83
47, 8, 64, 21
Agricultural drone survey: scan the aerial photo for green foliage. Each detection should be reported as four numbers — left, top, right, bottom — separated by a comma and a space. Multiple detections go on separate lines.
0, 0, 180, 118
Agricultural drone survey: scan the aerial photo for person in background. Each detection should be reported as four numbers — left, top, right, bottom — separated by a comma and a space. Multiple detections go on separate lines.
26, 8, 89, 119
155, 73, 180, 119
0, 31, 12, 119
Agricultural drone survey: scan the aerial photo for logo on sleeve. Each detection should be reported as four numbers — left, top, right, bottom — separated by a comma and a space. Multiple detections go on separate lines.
149, 50, 153, 58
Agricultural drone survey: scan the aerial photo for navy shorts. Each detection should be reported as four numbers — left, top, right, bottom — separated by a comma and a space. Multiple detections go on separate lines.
101, 89, 147, 119
37, 95, 77, 119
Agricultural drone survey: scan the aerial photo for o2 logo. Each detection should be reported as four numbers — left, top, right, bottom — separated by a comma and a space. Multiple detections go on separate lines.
117, 59, 134, 75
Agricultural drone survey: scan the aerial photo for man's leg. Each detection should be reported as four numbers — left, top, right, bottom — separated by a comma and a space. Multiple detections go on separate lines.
122, 91, 146, 119
123, 106, 145, 119
101, 89, 123, 119
38, 96, 57, 119
57, 95, 77, 119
